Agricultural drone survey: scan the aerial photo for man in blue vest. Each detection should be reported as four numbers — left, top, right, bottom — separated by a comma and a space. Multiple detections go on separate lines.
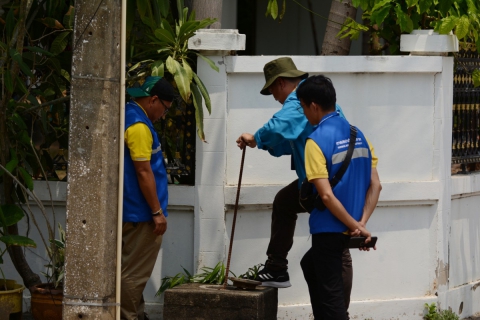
122, 76, 174, 320
297, 75, 381, 319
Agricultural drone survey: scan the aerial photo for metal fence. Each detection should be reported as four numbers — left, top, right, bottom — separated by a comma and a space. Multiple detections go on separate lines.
452, 49, 480, 168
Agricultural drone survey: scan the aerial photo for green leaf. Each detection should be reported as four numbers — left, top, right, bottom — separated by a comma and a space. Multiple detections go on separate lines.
182, 59, 193, 84
11, 112, 27, 130
18, 167, 34, 191
4, 159, 18, 176
473, 69, 480, 87
196, 53, 219, 72
177, 0, 184, 21
371, 0, 392, 12
370, 0, 392, 26
466, 0, 478, 16
191, 82, 205, 142
18, 130, 31, 145
154, 29, 176, 45
406, 0, 418, 8
195, 18, 217, 31
455, 15, 470, 40
4, 72, 13, 93
61, 69, 71, 82
5, 9, 15, 40
438, 0, 454, 17
151, 60, 164, 77
417, 0, 432, 14
63, 6, 75, 29
337, 18, 369, 40
15, 74, 28, 94
437, 16, 459, 34
158, 0, 170, 18
0, 235, 36, 248
395, 4, 414, 33
192, 72, 211, 114
166, 56, 191, 102
9, 48, 34, 77
177, 20, 201, 44
161, 20, 176, 40
279, 0, 286, 21
0, 205, 25, 226
48, 57, 62, 74
50, 32, 70, 55
9, 148, 18, 162
24, 46, 55, 57
137, 0, 148, 18
270, 0, 278, 20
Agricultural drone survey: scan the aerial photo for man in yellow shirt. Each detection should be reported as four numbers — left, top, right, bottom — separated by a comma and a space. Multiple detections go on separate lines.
122, 76, 174, 320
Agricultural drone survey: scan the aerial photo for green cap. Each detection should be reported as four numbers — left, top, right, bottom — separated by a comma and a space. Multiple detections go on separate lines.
260, 57, 308, 95
127, 76, 175, 101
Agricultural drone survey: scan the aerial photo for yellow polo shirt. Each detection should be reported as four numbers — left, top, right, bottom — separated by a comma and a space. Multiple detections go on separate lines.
124, 103, 153, 161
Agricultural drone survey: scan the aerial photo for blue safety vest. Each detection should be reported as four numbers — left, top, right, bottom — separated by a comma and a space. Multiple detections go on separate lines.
308, 112, 371, 234
123, 101, 168, 222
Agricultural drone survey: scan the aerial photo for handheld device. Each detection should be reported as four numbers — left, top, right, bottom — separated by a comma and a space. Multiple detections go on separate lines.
348, 236, 377, 249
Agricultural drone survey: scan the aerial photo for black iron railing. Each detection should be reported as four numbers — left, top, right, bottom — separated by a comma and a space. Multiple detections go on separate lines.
452, 50, 480, 167
158, 100, 196, 185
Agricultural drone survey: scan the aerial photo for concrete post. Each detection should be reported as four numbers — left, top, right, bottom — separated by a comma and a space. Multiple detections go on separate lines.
401, 30, 458, 310
64, 0, 121, 318
187, 29, 245, 271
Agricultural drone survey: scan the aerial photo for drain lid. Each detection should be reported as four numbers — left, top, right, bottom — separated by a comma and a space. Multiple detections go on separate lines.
228, 277, 262, 290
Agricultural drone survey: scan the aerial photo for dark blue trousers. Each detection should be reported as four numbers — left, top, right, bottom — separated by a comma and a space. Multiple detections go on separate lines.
301, 233, 349, 320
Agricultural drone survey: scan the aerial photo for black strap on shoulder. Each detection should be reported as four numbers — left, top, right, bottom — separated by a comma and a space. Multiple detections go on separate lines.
329, 125, 357, 188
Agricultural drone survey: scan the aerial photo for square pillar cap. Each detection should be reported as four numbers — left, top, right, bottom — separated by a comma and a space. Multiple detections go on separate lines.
188, 29, 246, 53
400, 30, 459, 56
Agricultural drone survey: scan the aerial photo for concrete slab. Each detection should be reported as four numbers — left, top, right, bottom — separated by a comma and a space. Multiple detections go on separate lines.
163, 283, 277, 320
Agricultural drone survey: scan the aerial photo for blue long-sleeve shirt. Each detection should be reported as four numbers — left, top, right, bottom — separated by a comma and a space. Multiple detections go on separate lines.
254, 86, 345, 189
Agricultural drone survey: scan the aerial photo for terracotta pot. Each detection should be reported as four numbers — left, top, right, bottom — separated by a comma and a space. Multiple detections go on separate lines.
30, 283, 63, 320
0, 279, 24, 320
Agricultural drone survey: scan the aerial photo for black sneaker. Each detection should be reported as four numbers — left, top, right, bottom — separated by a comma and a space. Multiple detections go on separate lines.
248, 265, 291, 288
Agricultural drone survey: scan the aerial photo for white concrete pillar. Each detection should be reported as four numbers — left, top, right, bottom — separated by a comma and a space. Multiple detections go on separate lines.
401, 29, 458, 309
189, 29, 245, 271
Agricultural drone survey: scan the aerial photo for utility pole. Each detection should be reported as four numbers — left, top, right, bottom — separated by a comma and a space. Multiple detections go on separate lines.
64, 0, 121, 318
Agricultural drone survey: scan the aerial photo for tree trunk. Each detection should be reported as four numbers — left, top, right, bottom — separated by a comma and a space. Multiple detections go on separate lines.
192, 0, 222, 28
321, 0, 357, 55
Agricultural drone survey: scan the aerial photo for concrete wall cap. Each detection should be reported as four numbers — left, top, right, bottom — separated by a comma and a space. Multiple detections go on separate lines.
188, 28, 246, 52
400, 30, 459, 55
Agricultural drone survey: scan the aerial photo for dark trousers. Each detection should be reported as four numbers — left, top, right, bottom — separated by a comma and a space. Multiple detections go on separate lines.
301, 233, 350, 320
266, 179, 353, 312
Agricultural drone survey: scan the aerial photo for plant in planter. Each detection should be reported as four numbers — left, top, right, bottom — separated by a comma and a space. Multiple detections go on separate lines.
126, 0, 218, 183
0, 202, 36, 318
30, 223, 65, 320
157, 261, 237, 296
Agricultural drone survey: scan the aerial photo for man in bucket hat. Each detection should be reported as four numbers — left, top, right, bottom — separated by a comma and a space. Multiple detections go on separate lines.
236, 57, 351, 289
122, 76, 174, 320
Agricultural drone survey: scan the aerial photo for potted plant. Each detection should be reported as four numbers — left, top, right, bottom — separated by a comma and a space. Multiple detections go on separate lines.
0, 203, 36, 318
29, 223, 65, 320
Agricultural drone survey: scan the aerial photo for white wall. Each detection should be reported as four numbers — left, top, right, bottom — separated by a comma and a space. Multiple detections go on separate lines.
192, 53, 480, 319
7, 53, 480, 319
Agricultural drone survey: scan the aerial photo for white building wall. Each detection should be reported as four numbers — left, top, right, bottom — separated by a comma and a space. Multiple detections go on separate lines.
5, 51, 480, 320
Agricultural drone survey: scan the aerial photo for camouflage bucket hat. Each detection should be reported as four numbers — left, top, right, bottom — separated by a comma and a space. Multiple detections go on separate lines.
260, 57, 308, 95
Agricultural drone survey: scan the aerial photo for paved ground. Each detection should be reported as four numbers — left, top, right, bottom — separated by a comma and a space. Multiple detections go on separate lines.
22, 312, 480, 319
